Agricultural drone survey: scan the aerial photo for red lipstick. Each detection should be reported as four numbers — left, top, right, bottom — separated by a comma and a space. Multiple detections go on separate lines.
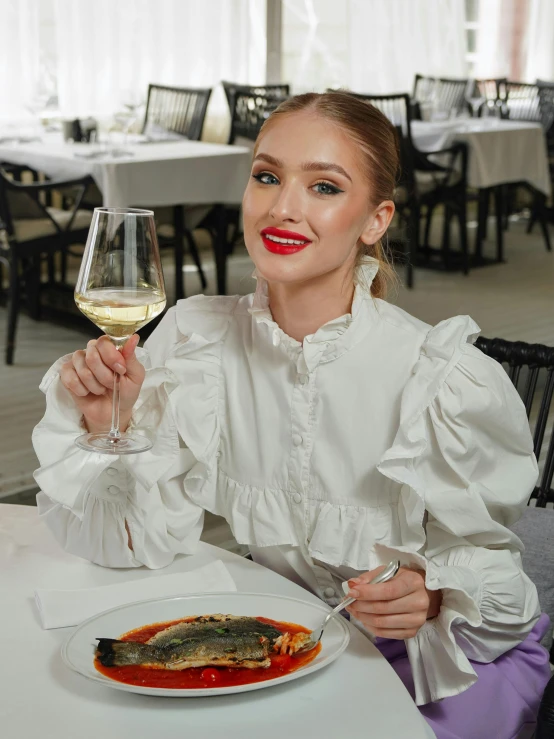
260, 227, 312, 255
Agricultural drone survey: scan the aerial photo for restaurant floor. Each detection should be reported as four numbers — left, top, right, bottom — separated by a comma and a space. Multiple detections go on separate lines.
1, 214, 553, 552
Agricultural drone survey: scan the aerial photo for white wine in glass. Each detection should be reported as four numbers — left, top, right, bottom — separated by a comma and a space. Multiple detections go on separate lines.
74, 207, 166, 454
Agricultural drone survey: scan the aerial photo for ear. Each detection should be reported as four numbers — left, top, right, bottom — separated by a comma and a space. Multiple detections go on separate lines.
360, 200, 396, 246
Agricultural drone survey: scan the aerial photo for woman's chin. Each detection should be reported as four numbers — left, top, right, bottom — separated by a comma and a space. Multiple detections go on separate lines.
250, 248, 315, 284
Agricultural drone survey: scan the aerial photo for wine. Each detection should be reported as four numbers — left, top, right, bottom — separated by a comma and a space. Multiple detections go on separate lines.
74, 207, 166, 454
75, 287, 166, 340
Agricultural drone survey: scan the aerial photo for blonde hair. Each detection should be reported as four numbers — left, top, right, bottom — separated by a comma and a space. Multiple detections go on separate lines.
254, 91, 400, 299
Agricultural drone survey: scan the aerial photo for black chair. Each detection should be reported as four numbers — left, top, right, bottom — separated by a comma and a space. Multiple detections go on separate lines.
222, 82, 290, 144
476, 336, 554, 738
140, 84, 213, 300
227, 88, 288, 146
475, 77, 508, 115
142, 83, 212, 140
476, 336, 554, 507
412, 74, 469, 117
500, 82, 553, 252
0, 168, 93, 364
345, 91, 470, 286
504, 82, 544, 124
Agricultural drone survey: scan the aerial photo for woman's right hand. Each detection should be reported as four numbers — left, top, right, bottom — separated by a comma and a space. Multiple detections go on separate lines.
60, 334, 145, 434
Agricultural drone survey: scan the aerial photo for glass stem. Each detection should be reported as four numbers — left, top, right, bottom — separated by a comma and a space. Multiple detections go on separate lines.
108, 344, 124, 442
108, 370, 121, 441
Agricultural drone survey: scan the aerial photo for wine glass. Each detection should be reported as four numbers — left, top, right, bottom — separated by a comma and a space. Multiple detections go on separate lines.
465, 80, 485, 118
74, 207, 166, 454
110, 109, 137, 157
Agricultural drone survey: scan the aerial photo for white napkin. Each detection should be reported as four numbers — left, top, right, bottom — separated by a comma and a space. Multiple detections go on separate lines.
34, 560, 236, 630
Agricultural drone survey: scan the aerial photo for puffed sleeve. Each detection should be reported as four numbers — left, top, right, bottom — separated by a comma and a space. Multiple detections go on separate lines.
33, 296, 234, 569
377, 317, 541, 705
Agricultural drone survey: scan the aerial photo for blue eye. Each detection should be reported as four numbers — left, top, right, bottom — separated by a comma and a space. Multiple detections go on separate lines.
252, 172, 280, 185
313, 181, 342, 195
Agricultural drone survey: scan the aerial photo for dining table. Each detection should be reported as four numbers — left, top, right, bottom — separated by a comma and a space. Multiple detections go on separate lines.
410, 117, 551, 264
0, 134, 253, 296
0, 504, 435, 739
410, 118, 550, 195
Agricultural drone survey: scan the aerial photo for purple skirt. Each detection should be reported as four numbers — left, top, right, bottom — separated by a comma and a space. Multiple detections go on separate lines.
375, 613, 552, 739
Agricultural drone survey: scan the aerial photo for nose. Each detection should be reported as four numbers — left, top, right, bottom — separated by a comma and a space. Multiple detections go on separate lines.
268, 181, 303, 223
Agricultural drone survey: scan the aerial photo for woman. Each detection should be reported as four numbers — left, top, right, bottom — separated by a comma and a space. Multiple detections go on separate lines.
33, 92, 550, 738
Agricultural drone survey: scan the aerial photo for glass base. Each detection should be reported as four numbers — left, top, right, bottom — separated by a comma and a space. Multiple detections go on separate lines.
75, 431, 152, 455
109, 147, 134, 158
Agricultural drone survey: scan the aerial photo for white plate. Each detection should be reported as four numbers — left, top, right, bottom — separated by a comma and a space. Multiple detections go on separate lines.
61, 591, 350, 697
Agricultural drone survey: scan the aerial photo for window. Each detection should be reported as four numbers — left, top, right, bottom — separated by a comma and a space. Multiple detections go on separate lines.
464, 0, 480, 76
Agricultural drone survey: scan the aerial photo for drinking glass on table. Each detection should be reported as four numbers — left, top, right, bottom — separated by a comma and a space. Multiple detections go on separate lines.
465, 80, 485, 118
110, 109, 137, 156
74, 208, 166, 454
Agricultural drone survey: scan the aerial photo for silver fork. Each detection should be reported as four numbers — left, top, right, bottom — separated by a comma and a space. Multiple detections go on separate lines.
298, 560, 401, 652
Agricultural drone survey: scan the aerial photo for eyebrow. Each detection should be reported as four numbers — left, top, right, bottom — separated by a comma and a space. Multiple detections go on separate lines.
253, 153, 352, 183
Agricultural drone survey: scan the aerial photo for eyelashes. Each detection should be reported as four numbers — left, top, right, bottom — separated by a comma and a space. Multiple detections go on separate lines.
252, 172, 279, 185
313, 181, 343, 195
251, 171, 344, 195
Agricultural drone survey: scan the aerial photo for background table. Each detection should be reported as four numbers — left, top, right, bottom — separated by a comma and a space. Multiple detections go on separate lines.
0, 136, 252, 294
0, 136, 252, 207
411, 118, 551, 264
411, 118, 551, 196
0, 505, 434, 739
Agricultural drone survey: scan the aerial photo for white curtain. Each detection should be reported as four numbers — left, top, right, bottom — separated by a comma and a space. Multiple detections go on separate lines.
473, 0, 514, 79
0, 0, 41, 119
282, 0, 468, 96
523, 0, 554, 82
347, 0, 468, 94
53, 0, 266, 123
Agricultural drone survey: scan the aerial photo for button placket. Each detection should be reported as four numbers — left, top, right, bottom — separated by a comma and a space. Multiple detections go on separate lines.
287, 362, 319, 550
314, 567, 342, 605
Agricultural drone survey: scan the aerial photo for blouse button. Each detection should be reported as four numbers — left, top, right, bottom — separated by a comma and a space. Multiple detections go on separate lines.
107, 485, 120, 496
216, 451, 222, 459
324, 587, 336, 598
292, 434, 303, 447
298, 374, 309, 385
106, 467, 118, 477
293, 493, 302, 504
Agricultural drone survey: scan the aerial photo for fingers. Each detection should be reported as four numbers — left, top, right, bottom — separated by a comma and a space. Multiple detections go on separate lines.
85, 340, 116, 389
70, 347, 108, 396
119, 334, 144, 384
345, 566, 430, 639
347, 605, 428, 639
348, 568, 423, 602
95, 336, 127, 374
60, 359, 89, 397
347, 608, 426, 632
350, 592, 429, 616
120, 333, 140, 360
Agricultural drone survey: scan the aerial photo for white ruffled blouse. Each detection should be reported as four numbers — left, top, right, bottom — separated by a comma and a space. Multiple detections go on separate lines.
33, 257, 541, 706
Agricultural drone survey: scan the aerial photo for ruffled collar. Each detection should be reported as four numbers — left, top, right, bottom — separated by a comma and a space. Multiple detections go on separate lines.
247, 257, 380, 373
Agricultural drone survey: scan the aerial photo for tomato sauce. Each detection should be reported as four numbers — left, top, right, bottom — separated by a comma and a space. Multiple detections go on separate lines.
94, 616, 321, 689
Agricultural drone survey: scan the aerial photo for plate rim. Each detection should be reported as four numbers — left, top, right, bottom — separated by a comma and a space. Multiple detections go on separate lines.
61, 591, 351, 698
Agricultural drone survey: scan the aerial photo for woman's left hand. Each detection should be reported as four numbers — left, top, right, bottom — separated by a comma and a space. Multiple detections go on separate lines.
345, 565, 442, 639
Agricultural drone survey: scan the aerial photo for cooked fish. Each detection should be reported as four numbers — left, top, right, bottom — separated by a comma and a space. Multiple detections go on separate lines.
96, 614, 311, 670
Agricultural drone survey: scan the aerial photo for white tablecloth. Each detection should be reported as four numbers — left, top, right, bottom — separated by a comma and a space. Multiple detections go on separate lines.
0, 505, 434, 739
411, 119, 551, 195
0, 135, 252, 208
